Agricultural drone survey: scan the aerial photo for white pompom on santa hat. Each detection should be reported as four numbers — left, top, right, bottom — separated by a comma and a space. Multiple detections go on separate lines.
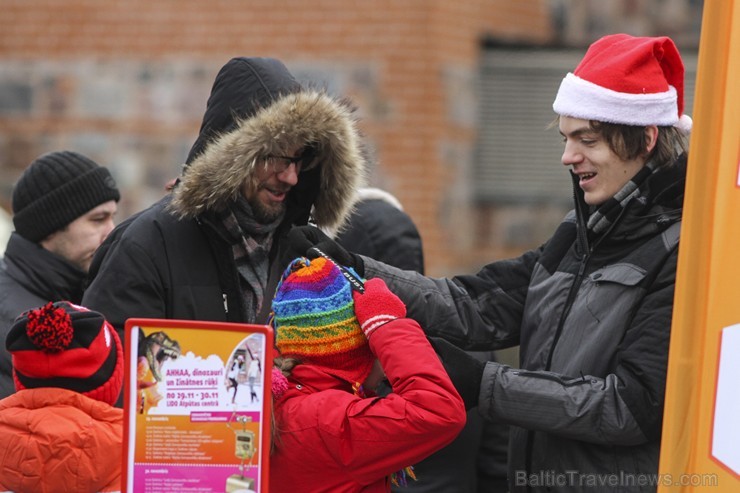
553, 33, 692, 134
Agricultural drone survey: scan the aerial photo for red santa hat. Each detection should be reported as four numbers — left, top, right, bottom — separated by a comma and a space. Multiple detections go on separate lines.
553, 33, 692, 133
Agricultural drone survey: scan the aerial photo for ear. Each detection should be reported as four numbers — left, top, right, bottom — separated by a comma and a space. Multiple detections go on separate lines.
645, 125, 659, 154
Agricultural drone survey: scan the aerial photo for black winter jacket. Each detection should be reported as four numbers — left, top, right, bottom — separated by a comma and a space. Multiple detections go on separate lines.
335, 187, 425, 274
0, 232, 87, 398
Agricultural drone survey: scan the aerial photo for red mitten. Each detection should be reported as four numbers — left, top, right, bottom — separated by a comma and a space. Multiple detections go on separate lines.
352, 278, 407, 338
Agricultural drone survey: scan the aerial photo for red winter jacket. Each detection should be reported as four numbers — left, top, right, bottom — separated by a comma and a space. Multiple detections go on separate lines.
270, 317, 466, 492
0, 388, 123, 493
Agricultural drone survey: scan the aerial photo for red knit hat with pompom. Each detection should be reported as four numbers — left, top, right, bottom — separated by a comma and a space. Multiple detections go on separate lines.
5, 301, 123, 406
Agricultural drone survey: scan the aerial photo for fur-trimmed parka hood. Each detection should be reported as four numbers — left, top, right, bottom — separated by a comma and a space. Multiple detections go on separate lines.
170, 57, 366, 231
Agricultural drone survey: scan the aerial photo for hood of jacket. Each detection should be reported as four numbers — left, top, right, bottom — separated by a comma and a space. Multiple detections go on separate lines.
169, 57, 367, 231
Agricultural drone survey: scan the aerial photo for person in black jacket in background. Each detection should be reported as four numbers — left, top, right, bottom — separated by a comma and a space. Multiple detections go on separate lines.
334, 187, 424, 273
334, 187, 509, 493
0, 150, 120, 399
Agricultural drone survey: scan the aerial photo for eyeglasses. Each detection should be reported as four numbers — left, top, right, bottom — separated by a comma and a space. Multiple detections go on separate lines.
264, 148, 318, 174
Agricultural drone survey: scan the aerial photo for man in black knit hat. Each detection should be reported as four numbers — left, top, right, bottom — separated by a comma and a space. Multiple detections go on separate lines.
0, 150, 120, 398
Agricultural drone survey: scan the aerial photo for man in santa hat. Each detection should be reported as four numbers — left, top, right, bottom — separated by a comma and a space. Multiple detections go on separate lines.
282, 33, 691, 492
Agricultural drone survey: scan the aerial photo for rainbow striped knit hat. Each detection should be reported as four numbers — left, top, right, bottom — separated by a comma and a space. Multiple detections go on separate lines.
272, 256, 375, 386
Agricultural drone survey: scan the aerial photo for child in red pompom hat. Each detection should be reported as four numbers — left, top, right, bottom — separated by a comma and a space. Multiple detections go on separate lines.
0, 301, 123, 493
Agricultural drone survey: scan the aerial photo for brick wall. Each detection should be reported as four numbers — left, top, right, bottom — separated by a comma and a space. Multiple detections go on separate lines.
0, 0, 551, 275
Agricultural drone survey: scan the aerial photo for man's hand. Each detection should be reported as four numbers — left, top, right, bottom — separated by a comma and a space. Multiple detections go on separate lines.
280, 225, 364, 274
428, 337, 485, 411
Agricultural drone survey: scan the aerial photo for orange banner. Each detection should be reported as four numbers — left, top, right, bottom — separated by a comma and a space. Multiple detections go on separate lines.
659, 1, 740, 491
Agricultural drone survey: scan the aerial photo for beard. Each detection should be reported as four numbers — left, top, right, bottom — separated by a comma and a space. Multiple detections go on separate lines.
249, 196, 286, 224
246, 185, 287, 224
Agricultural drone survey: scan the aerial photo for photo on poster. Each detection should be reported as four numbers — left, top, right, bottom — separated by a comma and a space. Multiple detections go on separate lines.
122, 318, 273, 493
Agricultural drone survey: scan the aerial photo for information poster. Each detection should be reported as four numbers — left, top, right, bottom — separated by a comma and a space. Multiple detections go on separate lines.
122, 318, 273, 493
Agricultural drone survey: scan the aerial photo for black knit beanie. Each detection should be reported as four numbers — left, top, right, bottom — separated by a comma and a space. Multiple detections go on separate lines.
12, 151, 121, 242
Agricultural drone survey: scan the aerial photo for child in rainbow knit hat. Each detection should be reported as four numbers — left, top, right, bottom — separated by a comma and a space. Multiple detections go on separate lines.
269, 256, 466, 492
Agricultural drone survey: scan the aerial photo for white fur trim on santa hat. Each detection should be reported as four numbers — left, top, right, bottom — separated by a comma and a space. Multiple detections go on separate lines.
676, 114, 693, 134
553, 73, 680, 127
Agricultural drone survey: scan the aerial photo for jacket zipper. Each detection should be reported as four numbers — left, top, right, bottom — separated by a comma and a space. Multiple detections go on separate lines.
525, 176, 621, 489
524, 178, 591, 491
544, 199, 626, 371
198, 214, 243, 321
545, 180, 592, 371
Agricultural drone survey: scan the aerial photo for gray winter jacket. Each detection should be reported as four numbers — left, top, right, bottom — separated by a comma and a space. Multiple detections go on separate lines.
363, 155, 686, 492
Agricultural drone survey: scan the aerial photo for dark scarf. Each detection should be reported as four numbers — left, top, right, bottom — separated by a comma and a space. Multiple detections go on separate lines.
219, 196, 283, 318
586, 160, 658, 236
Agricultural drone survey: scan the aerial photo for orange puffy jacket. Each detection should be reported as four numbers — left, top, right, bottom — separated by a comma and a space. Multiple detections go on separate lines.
0, 387, 123, 493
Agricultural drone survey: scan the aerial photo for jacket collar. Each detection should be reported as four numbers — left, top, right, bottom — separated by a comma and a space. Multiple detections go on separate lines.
4, 232, 86, 303
571, 153, 686, 246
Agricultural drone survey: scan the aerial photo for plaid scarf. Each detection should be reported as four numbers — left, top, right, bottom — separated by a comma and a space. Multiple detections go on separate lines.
219, 196, 283, 317
587, 160, 658, 235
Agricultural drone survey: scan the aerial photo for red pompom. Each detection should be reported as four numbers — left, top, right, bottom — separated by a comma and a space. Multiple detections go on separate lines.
25, 302, 74, 352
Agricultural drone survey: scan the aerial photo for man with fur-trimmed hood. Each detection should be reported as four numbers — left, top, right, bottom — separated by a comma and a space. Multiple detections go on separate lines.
83, 57, 366, 349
